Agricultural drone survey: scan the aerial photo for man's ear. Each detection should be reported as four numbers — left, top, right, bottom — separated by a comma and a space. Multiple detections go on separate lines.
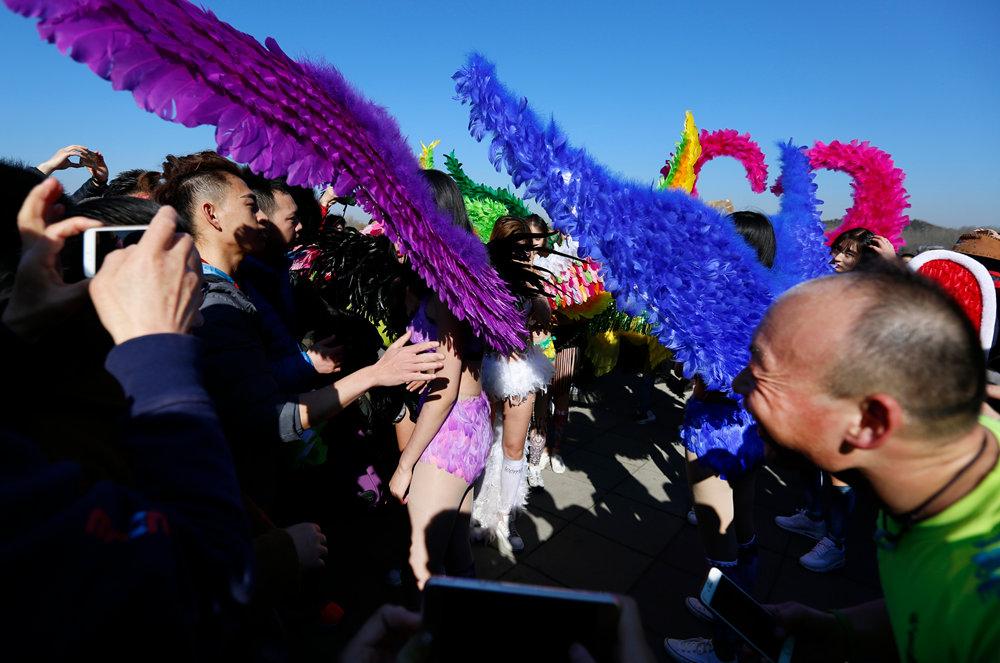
202, 201, 222, 232
843, 394, 902, 450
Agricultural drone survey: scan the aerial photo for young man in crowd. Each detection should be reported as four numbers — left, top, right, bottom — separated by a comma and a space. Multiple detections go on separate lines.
734, 267, 1000, 661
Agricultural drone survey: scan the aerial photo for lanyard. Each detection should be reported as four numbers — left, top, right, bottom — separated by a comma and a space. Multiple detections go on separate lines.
875, 434, 989, 550
201, 260, 238, 287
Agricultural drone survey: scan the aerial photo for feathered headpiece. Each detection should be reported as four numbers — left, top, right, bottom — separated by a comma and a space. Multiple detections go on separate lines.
418, 139, 440, 170
454, 54, 829, 389
658, 111, 701, 193
5, 0, 526, 353
806, 140, 911, 248
661, 126, 768, 199
443, 151, 531, 241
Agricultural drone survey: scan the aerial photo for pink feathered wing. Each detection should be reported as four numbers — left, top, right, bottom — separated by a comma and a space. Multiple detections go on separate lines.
807, 140, 911, 249
5, 0, 526, 352
691, 129, 769, 198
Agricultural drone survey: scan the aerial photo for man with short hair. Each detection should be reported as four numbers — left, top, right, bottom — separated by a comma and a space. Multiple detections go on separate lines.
156, 152, 445, 512
237, 171, 340, 389
734, 268, 1000, 661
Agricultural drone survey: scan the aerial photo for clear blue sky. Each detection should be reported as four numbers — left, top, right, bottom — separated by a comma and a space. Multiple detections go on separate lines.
2, 0, 997, 226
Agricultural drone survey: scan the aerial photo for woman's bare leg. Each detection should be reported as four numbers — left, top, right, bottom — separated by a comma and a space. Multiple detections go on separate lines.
405, 461, 472, 590
501, 394, 534, 461
685, 450, 737, 562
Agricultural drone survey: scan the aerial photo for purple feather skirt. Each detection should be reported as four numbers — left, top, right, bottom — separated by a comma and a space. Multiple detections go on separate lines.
681, 398, 764, 481
417, 392, 492, 484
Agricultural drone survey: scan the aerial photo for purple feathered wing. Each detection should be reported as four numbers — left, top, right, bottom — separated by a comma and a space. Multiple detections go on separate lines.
5, 0, 526, 353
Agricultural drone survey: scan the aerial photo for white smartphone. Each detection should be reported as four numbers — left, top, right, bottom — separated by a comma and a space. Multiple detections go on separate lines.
82, 225, 148, 277
701, 567, 794, 663
423, 576, 621, 662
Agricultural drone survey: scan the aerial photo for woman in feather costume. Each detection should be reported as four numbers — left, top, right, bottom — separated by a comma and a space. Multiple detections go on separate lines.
386, 169, 496, 589
472, 216, 554, 556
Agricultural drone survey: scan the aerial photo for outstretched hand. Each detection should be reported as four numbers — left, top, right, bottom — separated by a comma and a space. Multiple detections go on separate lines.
370, 330, 445, 387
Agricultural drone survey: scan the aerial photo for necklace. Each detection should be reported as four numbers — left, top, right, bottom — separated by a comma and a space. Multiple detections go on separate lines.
875, 433, 989, 551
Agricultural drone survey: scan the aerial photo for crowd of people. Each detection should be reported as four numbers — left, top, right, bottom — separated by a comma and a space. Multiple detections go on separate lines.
2, 142, 999, 663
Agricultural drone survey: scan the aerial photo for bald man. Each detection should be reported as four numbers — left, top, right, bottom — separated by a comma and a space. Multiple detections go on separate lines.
732, 268, 1000, 661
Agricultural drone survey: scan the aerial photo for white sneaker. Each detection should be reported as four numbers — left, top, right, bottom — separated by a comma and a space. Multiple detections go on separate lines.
550, 453, 567, 474
664, 637, 734, 663
526, 464, 545, 488
686, 508, 698, 526
775, 509, 827, 540
799, 536, 845, 573
684, 596, 717, 623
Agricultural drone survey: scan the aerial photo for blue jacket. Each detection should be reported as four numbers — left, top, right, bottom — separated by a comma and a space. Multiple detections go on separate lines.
0, 333, 252, 661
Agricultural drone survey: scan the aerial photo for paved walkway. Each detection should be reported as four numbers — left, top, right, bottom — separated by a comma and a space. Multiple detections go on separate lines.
472, 372, 882, 659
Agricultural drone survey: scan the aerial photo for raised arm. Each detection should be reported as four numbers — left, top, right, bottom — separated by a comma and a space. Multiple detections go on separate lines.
298, 330, 445, 429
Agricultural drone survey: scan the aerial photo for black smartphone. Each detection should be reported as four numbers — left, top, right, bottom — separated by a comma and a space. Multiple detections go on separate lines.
423, 576, 621, 662
701, 567, 794, 663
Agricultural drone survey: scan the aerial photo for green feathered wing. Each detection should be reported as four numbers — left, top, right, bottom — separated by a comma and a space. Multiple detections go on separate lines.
444, 151, 532, 240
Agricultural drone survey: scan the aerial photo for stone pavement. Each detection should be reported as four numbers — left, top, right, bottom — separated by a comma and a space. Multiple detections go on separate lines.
472, 372, 883, 660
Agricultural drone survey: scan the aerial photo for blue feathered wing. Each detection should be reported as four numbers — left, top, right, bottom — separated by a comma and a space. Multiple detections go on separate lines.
454, 54, 774, 390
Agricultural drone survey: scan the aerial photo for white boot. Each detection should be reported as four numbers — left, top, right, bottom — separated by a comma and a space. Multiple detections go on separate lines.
493, 511, 524, 557
527, 463, 545, 488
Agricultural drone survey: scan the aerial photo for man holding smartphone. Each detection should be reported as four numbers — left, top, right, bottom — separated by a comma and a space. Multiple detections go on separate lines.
733, 267, 1000, 661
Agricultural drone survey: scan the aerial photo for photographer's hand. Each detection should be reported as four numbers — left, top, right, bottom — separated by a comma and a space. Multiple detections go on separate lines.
89, 206, 203, 344
2, 178, 100, 341
568, 595, 655, 663
35, 144, 89, 175
339, 604, 422, 663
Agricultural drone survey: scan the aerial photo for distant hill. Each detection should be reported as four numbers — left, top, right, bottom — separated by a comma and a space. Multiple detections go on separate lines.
823, 219, 1000, 253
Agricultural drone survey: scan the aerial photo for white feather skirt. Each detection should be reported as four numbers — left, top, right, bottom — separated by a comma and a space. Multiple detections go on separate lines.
481, 346, 555, 402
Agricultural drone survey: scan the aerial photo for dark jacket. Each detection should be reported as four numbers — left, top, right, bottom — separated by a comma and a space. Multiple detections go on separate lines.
240, 255, 320, 393
0, 333, 252, 661
195, 273, 304, 511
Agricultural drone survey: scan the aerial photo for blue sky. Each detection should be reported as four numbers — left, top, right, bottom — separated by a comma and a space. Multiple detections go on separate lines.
2, 0, 997, 226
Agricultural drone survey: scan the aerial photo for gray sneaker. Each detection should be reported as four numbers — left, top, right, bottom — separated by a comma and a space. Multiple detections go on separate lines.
799, 536, 845, 573
664, 637, 734, 663
775, 509, 827, 540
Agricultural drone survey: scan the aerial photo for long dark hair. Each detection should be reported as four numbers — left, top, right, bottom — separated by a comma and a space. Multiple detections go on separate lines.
730, 210, 776, 268
419, 169, 472, 233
